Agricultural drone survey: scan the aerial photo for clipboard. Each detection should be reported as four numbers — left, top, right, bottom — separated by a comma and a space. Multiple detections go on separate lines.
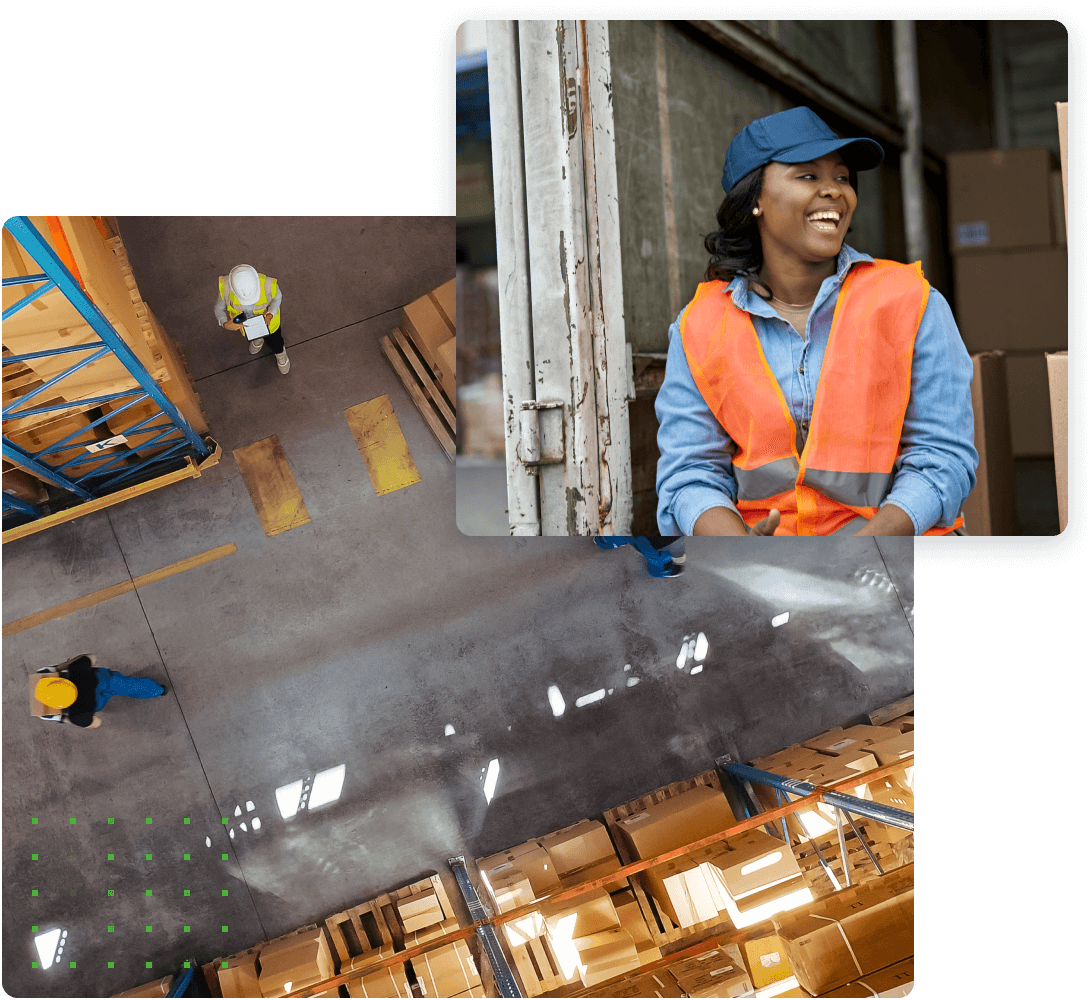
242, 316, 269, 341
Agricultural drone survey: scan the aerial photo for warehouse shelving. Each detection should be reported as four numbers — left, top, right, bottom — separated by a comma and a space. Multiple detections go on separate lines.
115, 720, 914, 998
2, 216, 217, 539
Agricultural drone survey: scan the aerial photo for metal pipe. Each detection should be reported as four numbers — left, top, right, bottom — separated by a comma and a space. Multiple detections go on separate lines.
893, 21, 928, 272
834, 808, 852, 887
485, 21, 541, 535
842, 809, 885, 876
781, 791, 841, 892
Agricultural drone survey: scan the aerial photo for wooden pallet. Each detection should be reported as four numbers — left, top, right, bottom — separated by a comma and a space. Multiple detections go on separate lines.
206, 923, 327, 998
602, 771, 738, 953
380, 328, 455, 462
325, 897, 398, 968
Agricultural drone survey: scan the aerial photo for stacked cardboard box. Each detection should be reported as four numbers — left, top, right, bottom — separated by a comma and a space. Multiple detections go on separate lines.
343, 957, 411, 998
256, 927, 336, 998
946, 148, 1066, 471
539, 888, 643, 988
667, 947, 752, 998
773, 865, 913, 997
740, 931, 794, 990
111, 975, 174, 998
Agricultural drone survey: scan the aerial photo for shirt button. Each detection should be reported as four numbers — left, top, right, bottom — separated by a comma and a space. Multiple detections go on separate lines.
798, 365, 805, 374
801, 421, 810, 432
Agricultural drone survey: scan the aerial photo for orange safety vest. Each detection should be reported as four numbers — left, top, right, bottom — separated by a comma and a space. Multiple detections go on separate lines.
680, 259, 964, 536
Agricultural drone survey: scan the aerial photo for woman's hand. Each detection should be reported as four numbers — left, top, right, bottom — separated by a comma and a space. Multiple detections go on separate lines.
263, 311, 273, 327
693, 507, 780, 535
223, 320, 242, 332
852, 503, 915, 536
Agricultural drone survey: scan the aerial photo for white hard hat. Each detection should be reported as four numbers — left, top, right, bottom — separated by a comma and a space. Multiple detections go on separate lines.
228, 265, 261, 305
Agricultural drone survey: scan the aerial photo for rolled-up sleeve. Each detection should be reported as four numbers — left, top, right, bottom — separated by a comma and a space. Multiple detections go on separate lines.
883, 287, 978, 533
655, 311, 742, 535
215, 291, 229, 327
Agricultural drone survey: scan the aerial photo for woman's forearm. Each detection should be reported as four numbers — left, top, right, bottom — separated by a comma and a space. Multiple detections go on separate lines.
853, 502, 916, 536
693, 506, 750, 535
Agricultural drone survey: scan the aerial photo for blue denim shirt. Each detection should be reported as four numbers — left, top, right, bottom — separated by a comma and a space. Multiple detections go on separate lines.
655, 245, 978, 535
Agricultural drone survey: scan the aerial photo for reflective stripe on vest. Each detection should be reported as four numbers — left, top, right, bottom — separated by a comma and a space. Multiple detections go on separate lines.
680, 260, 963, 536
219, 274, 280, 333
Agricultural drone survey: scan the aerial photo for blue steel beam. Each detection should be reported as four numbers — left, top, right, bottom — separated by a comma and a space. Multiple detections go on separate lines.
1, 442, 94, 500
1, 345, 113, 418
3, 388, 146, 421
3, 341, 108, 364
2, 278, 58, 320
720, 761, 914, 832
4, 217, 211, 459
2, 492, 43, 519
2, 272, 49, 286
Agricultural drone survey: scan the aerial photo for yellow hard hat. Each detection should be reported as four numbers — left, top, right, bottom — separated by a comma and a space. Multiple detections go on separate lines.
36, 677, 78, 710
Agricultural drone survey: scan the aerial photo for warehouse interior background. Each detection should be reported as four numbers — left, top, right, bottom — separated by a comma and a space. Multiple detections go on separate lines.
454, 19, 1069, 537
2, 216, 916, 996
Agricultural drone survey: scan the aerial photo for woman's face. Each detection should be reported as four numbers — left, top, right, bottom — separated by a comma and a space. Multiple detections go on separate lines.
754, 153, 857, 265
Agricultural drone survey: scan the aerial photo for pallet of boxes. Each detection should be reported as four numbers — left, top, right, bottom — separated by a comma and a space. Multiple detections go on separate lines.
2, 216, 215, 529
946, 142, 1067, 534
203, 873, 481, 999
380, 279, 456, 461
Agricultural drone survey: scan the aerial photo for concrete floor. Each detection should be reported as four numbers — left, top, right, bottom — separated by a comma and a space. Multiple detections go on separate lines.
2, 218, 913, 998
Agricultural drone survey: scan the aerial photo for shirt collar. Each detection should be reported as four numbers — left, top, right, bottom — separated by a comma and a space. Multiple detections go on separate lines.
727, 244, 874, 315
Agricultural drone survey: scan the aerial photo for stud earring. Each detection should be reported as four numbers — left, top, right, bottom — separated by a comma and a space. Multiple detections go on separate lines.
752, 207, 761, 216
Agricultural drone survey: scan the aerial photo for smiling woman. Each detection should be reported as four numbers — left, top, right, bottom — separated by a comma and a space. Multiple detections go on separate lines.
655, 107, 978, 537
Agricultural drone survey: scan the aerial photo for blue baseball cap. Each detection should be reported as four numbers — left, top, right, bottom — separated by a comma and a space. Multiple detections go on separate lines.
722, 107, 884, 193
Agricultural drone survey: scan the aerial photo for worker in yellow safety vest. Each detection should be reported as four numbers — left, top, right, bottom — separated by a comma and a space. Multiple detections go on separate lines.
216, 265, 290, 374
655, 107, 977, 536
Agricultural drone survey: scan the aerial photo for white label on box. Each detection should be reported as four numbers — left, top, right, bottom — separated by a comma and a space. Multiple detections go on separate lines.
760, 952, 782, 968
85, 435, 128, 453
826, 738, 855, 751
955, 221, 990, 247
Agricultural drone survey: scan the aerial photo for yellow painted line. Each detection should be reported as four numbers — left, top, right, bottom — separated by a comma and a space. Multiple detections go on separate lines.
2, 543, 237, 637
345, 395, 422, 496
233, 435, 311, 537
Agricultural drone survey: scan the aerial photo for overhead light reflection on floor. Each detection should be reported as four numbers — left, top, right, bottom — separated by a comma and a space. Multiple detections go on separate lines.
772, 612, 790, 627
483, 759, 501, 803
308, 764, 346, 811
694, 632, 708, 661
445, 724, 456, 736
705, 563, 883, 611
33, 928, 63, 970
575, 689, 606, 708
690, 665, 703, 675
547, 684, 566, 717
276, 779, 304, 820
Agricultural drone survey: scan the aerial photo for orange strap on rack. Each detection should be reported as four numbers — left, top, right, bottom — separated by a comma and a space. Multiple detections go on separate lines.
44, 217, 86, 291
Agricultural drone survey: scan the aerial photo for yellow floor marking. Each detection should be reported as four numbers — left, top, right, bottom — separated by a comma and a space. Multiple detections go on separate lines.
345, 395, 422, 496
2, 543, 237, 637
233, 436, 311, 536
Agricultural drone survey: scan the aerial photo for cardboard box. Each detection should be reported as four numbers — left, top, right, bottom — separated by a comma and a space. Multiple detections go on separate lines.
751, 746, 835, 776
2, 464, 48, 504
817, 956, 914, 997
487, 871, 536, 913
560, 853, 628, 894
661, 862, 729, 928
217, 953, 261, 998
742, 932, 793, 989
714, 829, 803, 901
411, 939, 480, 999
397, 888, 444, 933
539, 819, 616, 875
257, 928, 335, 998
113, 976, 174, 998
716, 873, 813, 929
1057, 103, 1068, 228
961, 352, 1018, 535
865, 731, 913, 767
574, 927, 642, 987
478, 841, 562, 898
613, 889, 661, 964
1047, 351, 1068, 532
403, 293, 456, 383
773, 866, 913, 996
449, 988, 486, 999
407, 915, 459, 948
670, 948, 753, 999
946, 147, 1057, 251
1006, 353, 1055, 457
860, 777, 914, 845
802, 726, 900, 757
541, 888, 620, 940
595, 970, 685, 997
953, 248, 1067, 353
613, 784, 736, 862
345, 959, 411, 998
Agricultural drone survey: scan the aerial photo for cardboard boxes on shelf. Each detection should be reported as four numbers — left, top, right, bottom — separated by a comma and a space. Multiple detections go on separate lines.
217, 952, 261, 998
411, 939, 481, 999
256, 927, 336, 998
667, 947, 752, 999
741, 931, 793, 990
613, 783, 737, 863
539, 818, 627, 892
344, 958, 412, 998
773, 865, 913, 997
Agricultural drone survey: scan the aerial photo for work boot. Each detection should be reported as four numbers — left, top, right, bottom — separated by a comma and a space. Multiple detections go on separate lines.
248, 337, 265, 354
275, 349, 291, 374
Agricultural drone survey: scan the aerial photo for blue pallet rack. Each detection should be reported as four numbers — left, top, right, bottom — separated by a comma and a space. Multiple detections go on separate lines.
2, 217, 212, 528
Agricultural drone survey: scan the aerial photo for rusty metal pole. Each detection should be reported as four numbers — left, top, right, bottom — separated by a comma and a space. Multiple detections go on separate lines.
893, 20, 928, 274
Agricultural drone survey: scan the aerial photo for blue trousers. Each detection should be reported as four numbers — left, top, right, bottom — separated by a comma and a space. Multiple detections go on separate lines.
93, 668, 164, 712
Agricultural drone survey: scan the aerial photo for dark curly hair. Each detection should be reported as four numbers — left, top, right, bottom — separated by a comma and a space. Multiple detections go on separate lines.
703, 162, 858, 301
